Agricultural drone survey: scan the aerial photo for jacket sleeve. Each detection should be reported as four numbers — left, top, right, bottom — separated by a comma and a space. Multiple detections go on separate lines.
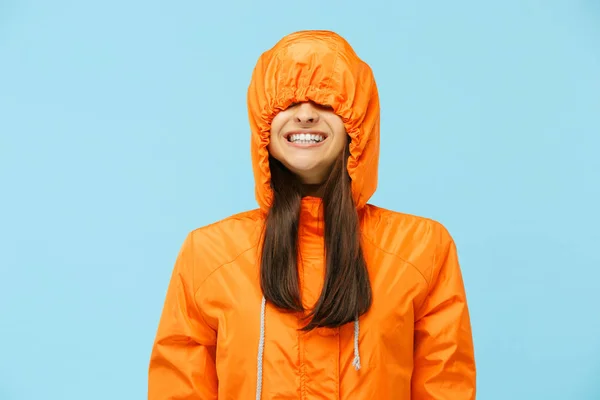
148, 232, 218, 400
411, 227, 476, 399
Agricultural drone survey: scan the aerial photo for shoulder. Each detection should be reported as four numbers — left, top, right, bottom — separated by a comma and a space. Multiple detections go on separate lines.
362, 204, 455, 284
183, 208, 265, 286
363, 203, 453, 242
190, 208, 265, 243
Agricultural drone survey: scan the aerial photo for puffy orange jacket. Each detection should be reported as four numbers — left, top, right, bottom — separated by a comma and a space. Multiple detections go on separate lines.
149, 30, 476, 399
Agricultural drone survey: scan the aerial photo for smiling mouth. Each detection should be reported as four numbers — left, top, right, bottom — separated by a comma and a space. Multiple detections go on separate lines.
285, 131, 328, 144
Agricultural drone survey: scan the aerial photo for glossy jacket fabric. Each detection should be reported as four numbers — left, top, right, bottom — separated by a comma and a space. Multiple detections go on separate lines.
148, 30, 476, 399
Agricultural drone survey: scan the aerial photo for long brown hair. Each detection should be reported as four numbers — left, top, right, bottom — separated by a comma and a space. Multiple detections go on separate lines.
260, 138, 372, 330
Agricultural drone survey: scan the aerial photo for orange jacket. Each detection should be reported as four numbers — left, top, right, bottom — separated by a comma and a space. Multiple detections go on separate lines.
149, 30, 476, 399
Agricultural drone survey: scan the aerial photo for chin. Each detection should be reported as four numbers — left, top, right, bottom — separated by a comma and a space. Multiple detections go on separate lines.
287, 163, 319, 175
285, 161, 321, 179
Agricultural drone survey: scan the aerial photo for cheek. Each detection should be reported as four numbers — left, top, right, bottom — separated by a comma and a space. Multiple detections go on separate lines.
270, 111, 288, 133
331, 124, 348, 154
327, 115, 347, 140
267, 135, 283, 162
268, 114, 288, 152
266, 139, 275, 155
267, 125, 280, 155
331, 136, 347, 157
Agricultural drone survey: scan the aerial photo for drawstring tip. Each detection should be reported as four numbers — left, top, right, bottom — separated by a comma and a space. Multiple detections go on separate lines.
352, 356, 361, 371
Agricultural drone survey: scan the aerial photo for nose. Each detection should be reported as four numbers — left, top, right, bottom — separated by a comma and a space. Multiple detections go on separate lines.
293, 102, 320, 125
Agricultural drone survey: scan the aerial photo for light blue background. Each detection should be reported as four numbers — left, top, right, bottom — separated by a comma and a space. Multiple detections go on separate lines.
1, 0, 599, 399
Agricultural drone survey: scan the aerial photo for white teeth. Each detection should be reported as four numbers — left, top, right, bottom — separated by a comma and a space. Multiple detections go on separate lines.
288, 133, 325, 143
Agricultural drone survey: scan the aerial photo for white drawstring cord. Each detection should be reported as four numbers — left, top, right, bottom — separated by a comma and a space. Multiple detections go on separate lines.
256, 296, 266, 400
352, 318, 361, 370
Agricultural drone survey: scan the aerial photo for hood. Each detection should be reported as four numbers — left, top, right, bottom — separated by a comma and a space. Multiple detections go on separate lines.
247, 30, 380, 212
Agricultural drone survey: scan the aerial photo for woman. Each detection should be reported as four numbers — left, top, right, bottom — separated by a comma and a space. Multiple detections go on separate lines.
149, 30, 476, 399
